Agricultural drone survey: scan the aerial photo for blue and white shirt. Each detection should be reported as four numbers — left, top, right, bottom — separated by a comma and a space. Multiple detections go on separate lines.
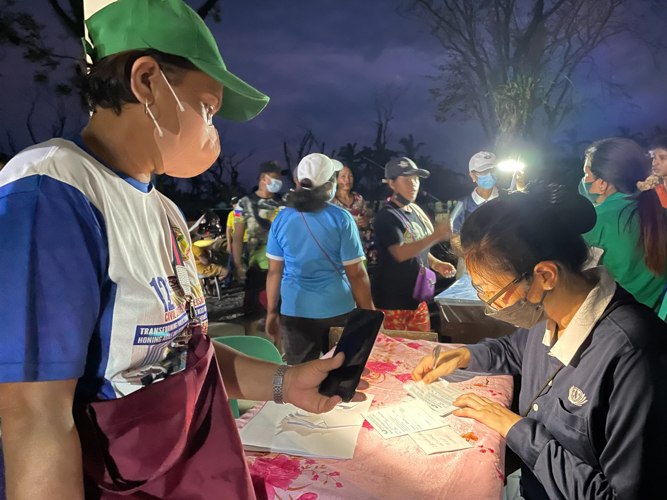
266, 204, 364, 319
0, 138, 207, 401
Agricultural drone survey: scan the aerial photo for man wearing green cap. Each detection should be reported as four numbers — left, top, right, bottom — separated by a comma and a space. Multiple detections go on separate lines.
0, 1, 367, 499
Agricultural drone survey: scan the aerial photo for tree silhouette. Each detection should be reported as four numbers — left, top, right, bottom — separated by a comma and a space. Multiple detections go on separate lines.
401, 0, 666, 147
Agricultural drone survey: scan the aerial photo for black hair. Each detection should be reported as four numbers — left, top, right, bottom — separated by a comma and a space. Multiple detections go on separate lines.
76, 49, 198, 115
460, 183, 597, 283
586, 137, 667, 276
650, 135, 667, 152
285, 176, 335, 213
258, 160, 282, 178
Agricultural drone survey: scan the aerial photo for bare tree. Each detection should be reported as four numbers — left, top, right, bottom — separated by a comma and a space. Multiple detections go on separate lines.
372, 83, 410, 150
401, 0, 664, 146
282, 129, 326, 180
206, 150, 254, 190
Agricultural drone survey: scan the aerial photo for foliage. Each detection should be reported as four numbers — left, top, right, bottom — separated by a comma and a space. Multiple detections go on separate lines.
401, 0, 666, 145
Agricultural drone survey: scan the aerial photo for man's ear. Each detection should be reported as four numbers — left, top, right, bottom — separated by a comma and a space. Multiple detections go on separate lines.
129, 56, 163, 108
470, 172, 477, 183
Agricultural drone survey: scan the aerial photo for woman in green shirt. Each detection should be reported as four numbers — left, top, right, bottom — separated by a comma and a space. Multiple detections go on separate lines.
581, 137, 667, 313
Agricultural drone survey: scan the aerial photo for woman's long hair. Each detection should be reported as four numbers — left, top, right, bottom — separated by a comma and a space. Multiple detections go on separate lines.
285, 176, 335, 213
587, 137, 667, 276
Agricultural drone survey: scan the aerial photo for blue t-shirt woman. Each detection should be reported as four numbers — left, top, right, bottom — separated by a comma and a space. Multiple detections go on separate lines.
265, 153, 374, 364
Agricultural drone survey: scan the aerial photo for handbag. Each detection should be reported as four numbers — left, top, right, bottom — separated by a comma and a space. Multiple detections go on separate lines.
388, 205, 437, 303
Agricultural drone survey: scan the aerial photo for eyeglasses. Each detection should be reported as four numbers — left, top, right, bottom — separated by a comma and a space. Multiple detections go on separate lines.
471, 273, 528, 307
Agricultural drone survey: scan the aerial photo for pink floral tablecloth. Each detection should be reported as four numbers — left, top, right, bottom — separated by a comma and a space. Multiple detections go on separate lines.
237, 333, 513, 500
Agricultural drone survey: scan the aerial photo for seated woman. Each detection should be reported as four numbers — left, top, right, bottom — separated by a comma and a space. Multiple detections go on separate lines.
266, 153, 374, 364
412, 184, 667, 500
580, 137, 667, 314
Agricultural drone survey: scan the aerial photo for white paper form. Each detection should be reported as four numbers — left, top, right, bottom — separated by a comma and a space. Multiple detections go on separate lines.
403, 380, 465, 416
362, 399, 448, 439
409, 427, 473, 455
239, 397, 374, 460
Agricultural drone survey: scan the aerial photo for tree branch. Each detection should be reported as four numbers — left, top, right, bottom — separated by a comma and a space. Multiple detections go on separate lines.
197, 0, 221, 20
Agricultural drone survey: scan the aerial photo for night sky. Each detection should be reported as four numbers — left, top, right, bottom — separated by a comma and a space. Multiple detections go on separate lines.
1, 0, 667, 187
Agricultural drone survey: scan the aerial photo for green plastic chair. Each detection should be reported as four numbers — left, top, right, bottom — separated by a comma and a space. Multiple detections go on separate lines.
212, 335, 283, 418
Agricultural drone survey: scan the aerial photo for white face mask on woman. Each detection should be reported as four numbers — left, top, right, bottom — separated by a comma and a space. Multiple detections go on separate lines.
145, 71, 221, 178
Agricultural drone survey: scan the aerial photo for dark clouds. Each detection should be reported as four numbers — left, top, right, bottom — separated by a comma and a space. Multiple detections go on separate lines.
2, 0, 667, 187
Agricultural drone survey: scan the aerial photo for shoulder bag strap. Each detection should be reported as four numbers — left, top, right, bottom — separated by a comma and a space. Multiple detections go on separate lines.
388, 205, 425, 268
300, 213, 352, 290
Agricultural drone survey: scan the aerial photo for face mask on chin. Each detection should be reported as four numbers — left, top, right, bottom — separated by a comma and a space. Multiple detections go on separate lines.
145, 71, 220, 179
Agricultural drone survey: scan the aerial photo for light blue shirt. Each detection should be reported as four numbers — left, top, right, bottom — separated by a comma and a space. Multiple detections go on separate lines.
266, 204, 364, 319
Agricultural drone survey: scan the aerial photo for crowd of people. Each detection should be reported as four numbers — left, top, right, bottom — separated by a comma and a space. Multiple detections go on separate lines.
0, 1, 665, 500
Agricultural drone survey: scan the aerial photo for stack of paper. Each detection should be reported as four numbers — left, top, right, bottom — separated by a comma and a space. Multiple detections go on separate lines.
362, 398, 449, 439
403, 380, 466, 416
409, 427, 473, 454
239, 397, 373, 460
361, 379, 476, 455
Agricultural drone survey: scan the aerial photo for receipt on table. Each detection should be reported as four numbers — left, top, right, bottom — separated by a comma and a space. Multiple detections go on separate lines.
409, 427, 473, 455
403, 380, 465, 416
362, 399, 448, 439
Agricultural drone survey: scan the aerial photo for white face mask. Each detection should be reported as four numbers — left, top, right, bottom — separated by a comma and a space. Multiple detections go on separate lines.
145, 71, 220, 178
266, 178, 283, 193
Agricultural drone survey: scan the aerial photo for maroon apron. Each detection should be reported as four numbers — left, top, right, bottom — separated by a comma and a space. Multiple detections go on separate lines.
74, 329, 265, 500
74, 224, 267, 500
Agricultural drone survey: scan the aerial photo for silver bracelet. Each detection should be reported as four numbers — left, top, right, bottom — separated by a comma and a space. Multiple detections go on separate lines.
272, 364, 291, 405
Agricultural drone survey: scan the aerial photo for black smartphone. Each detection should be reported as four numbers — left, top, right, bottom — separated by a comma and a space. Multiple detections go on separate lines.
318, 309, 385, 402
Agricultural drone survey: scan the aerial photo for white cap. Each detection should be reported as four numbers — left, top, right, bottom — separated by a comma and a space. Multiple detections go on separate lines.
331, 159, 345, 171
469, 151, 497, 172
297, 153, 343, 188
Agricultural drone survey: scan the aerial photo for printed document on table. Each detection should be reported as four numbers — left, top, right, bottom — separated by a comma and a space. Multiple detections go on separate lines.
403, 380, 465, 416
362, 399, 448, 439
409, 427, 473, 455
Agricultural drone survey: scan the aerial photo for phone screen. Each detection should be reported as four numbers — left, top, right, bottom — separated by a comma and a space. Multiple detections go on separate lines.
318, 309, 385, 402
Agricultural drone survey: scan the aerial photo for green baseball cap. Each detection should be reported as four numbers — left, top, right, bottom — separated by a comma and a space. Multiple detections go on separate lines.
85, 0, 269, 122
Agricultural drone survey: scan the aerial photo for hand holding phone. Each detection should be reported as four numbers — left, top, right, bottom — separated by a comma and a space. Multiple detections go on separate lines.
318, 309, 385, 402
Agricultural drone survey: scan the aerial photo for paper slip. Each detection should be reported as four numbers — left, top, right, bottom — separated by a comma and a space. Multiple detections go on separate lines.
362, 399, 448, 439
403, 380, 465, 416
409, 427, 473, 455
239, 396, 373, 460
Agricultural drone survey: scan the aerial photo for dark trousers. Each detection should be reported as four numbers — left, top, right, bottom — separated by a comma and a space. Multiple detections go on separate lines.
224, 250, 235, 287
281, 312, 352, 365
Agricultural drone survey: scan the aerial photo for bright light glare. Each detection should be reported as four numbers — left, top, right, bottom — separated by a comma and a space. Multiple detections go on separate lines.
498, 160, 525, 172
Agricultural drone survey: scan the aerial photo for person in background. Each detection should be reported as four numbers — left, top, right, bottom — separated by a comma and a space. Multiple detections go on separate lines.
224, 196, 247, 286
233, 160, 284, 335
649, 135, 667, 208
450, 151, 499, 237
581, 138, 667, 315
266, 154, 374, 364
192, 209, 227, 281
0, 1, 368, 498
373, 157, 455, 332
332, 162, 367, 228
413, 184, 667, 500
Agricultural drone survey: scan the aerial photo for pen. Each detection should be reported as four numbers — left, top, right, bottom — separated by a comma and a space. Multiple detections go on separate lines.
432, 345, 441, 372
